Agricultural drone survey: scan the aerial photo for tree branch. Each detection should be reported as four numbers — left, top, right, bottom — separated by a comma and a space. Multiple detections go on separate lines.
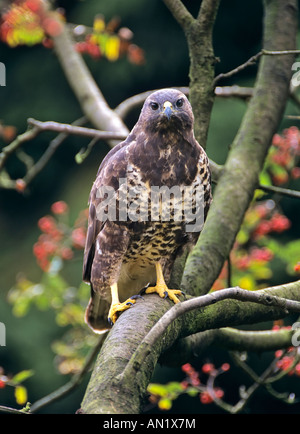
160, 327, 295, 367
214, 49, 300, 85
52, 24, 129, 140
163, 0, 220, 148
27, 118, 127, 141
161, 0, 194, 31
259, 183, 300, 199
80, 279, 300, 413
121, 285, 300, 380
181, 0, 298, 296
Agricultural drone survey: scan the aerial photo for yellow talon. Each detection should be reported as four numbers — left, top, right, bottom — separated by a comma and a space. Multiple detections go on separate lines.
145, 262, 183, 304
108, 283, 142, 325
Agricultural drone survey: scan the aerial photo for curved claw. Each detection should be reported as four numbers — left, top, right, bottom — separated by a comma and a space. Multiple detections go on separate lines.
107, 293, 144, 325
131, 294, 144, 301
139, 283, 150, 296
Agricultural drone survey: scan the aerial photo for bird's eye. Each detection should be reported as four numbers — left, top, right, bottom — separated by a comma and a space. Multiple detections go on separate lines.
176, 98, 184, 108
150, 102, 159, 111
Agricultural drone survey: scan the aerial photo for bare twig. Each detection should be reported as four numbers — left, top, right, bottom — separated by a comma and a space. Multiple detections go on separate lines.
27, 118, 126, 141
0, 126, 40, 172
0, 405, 31, 415
215, 85, 254, 99
23, 117, 87, 186
214, 52, 263, 85
214, 49, 300, 85
259, 183, 300, 199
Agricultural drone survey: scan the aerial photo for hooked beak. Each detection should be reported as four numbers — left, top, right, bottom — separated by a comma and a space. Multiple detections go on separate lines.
163, 101, 173, 119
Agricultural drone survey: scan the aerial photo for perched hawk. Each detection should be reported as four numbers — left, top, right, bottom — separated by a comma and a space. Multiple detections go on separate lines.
83, 88, 212, 333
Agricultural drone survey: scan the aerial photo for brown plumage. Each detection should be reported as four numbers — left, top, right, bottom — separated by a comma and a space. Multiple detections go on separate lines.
83, 88, 212, 333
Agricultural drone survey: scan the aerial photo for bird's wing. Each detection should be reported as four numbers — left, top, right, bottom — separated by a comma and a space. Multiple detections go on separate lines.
82, 138, 132, 283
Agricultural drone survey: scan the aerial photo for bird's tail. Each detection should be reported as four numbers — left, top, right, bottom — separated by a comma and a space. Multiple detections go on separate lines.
85, 288, 111, 334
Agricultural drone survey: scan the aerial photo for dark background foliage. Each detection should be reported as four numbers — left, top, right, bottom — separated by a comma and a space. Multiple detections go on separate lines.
0, 0, 299, 413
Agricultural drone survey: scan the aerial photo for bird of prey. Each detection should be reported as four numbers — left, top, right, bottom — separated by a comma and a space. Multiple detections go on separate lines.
83, 88, 212, 333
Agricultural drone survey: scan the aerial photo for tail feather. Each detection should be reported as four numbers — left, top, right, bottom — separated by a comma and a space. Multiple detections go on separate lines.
85, 290, 111, 334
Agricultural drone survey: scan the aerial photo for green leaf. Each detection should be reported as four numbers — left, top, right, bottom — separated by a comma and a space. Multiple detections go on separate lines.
147, 383, 168, 397
158, 398, 172, 410
11, 370, 34, 385
186, 387, 199, 397
15, 385, 28, 405
259, 170, 272, 186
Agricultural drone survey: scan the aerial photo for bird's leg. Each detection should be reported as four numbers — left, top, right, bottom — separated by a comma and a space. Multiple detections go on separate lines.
107, 283, 142, 325
145, 262, 184, 304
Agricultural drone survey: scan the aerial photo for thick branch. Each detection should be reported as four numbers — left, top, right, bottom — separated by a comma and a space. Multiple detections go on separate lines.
160, 327, 295, 366
120, 285, 300, 379
80, 279, 300, 414
181, 0, 298, 296
162, 0, 194, 30
163, 0, 220, 147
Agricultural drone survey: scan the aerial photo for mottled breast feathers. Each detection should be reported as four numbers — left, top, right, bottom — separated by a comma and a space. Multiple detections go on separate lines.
83, 88, 212, 332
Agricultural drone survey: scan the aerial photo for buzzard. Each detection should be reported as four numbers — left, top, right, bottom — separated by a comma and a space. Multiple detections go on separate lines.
83, 88, 212, 333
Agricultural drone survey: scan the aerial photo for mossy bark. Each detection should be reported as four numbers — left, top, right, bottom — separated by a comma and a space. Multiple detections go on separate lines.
80, 0, 298, 415
81, 281, 300, 413
181, 0, 298, 296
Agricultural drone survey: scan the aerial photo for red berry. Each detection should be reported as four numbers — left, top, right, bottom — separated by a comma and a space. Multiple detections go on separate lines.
181, 363, 193, 374
270, 214, 291, 233
294, 262, 300, 273
15, 179, 26, 193
51, 201, 68, 215
72, 227, 86, 249
221, 363, 230, 372
25, 0, 42, 13
38, 216, 57, 234
202, 363, 215, 375
214, 388, 224, 399
291, 167, 300, 179
253, 220, 272, 238
42, 17, 63, 37
200, 391, 213, 404
61, 247, 74, 260
275, 350, 283, 358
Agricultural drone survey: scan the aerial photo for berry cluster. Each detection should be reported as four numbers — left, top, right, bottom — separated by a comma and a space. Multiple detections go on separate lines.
264, 126, 300, 185
0, 367, 33, 406
272, 323, 300, 377
33, 201, 87, 272
212, 198, 293, 292
0, 0, 63, 47
74, 15, 145, 64
147, 361, 230, 411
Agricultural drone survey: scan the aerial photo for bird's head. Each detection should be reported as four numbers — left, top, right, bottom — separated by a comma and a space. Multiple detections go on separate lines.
138, 89, 194, 135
